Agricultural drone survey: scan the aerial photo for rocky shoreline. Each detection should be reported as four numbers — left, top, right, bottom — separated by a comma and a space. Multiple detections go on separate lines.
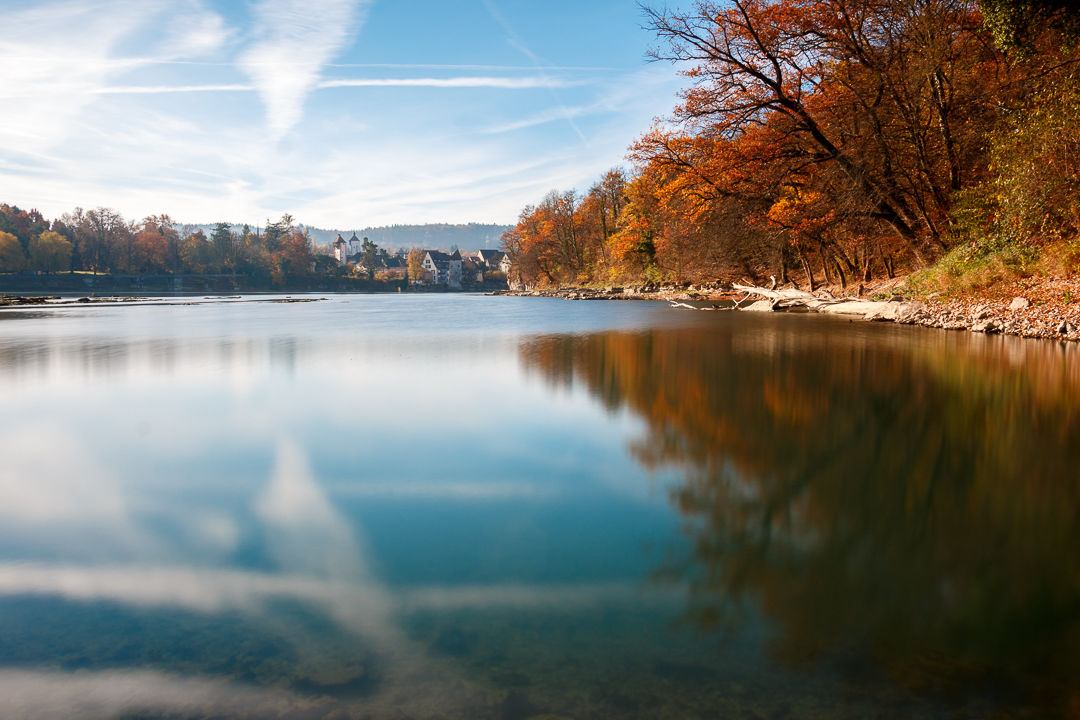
491, 282, 728, 302
492, 280, 1080, 342
4, 283, 1076, 342
0, 294, 327, 307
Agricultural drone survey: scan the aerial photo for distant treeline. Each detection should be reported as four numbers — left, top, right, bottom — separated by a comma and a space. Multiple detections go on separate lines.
0, 208, 351, 284
502, 0, 1080, 290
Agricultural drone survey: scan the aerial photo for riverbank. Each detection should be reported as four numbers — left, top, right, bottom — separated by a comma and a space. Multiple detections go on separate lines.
494, 275, 1080, 342
0, 294, 329, 308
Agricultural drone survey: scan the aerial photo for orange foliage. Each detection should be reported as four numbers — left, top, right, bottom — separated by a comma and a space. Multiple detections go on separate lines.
503, 0, 1072, 288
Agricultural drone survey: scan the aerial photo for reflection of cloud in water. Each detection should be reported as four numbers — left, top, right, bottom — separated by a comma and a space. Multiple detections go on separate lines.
253, 438, 398, 642
256, 438, 371, 582
0, 564, 663, 617
0, 423, 149, 558
0, 669, 307, 720
328, 480, 558, 499
399, 582, 675, 610
0, 423, 127, 525
0, 437, 656, 650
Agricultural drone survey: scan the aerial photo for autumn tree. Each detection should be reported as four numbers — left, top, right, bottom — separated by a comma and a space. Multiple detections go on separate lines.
0, 204, 49, 253
407, 247, 425, 282
640, 0, 1002, 268
181, 229, 214, 274
131, 218, 170, 273
0, 231, 27, 273
980, 0, 1080, 56
29, 230, 73, 273
271, 229, 313, 283
64, 207, 126, 273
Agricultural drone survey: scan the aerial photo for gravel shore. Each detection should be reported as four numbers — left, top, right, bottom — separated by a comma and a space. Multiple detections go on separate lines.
494, 276, 1080, 342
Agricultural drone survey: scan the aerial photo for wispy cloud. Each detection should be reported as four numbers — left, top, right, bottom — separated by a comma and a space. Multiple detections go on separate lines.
326, 63, 620, 71
483, 105, 593, 134
318, 76, 580, 89
481, 0, 587, 142
0, 0, 685, 227
239, 0, 369, 138
90, 76, 579, 95
0, 0, 228, 147
94, 84, 254, 94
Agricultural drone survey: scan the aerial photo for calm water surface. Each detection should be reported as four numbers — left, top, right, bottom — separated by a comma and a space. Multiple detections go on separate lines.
1, 294, 1079, 719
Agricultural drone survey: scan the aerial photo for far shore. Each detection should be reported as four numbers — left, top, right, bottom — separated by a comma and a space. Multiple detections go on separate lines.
4, 273, 1079, 344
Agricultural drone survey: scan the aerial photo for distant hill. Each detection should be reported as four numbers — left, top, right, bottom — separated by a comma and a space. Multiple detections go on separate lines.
321, 223, 513, 251
190, 222, 513, 252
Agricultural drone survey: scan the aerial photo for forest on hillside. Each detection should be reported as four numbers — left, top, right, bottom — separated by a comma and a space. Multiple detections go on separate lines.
501, 0, 1080, 291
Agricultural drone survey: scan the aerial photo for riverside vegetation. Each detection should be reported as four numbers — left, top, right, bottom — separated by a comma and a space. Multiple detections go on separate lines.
498, 0, 1080, 337
0, 211, 415, 291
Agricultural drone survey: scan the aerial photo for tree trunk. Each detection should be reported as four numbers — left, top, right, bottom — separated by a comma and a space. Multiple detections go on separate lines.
821, 251, 834, 286
799, 250, 816, 291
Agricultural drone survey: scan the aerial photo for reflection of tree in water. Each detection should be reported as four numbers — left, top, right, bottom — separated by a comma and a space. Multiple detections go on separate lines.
521, 325, 1080, 714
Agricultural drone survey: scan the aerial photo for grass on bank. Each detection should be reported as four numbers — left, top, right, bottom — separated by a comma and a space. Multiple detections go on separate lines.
906, 69, 1080, 300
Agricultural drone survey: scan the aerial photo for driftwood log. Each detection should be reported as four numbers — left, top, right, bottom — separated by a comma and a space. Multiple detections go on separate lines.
670, 283, 923, 323
668, 301, 729, 310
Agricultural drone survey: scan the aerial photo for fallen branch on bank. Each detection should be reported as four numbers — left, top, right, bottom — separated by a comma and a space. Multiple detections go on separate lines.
668, 301, 728, 310
728, 283, 913, 319
662, 282, 920, 323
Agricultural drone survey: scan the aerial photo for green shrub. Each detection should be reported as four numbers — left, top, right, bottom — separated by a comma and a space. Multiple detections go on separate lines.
916, 69, 1080, 294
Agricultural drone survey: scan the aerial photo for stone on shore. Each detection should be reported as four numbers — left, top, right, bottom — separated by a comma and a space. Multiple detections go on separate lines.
817, 300, 891, 316
1010, 297, 1032, 310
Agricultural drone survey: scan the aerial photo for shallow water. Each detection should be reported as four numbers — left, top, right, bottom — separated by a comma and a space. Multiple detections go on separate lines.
1, 294, 1079, 719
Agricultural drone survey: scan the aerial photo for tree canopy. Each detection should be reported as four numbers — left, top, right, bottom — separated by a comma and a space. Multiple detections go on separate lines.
501, 0, 1079, 289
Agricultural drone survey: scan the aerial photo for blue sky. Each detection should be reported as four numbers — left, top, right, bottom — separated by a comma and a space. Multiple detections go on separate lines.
0, 0, 684, 227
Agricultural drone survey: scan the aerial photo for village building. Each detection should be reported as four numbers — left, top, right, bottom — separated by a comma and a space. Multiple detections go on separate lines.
421, 250, 462, 287
332, 235, 348, 265
461, 256, 483, 283
332, 233, 367, 267
347, 233, 362, 257
476, 249, 505, 267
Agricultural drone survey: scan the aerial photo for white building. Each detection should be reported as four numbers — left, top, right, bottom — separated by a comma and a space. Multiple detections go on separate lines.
332, 233, 367, 267
421, 250, 462, 287
332, 235, 348, 265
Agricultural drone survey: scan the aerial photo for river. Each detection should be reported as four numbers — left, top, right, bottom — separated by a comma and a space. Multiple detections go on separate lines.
1, 293, 1079, 719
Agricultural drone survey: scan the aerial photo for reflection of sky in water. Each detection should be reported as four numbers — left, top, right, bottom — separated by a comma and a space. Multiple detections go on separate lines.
0, 295, 715, 720
0, 296, 679, 573
5, 295, 1067, 719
